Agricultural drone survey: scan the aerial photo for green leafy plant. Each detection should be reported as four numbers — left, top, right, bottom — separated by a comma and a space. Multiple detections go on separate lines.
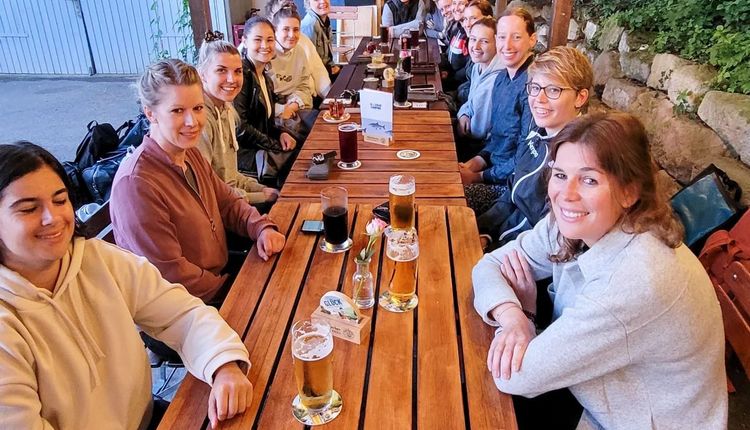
149, 0, 168, 60
575, 0, 750, 94
673, 90, 698, 119
174, 0, 197, 63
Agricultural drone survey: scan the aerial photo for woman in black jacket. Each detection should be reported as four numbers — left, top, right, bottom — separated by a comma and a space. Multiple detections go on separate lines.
234, 15, 297, 183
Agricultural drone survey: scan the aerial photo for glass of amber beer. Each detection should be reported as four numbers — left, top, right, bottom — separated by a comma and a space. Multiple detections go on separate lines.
291, 319, 342, 425
389, 174, 416, 230
379, 227, 419, 312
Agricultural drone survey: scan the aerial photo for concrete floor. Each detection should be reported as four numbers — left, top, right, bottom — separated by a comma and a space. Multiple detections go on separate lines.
0, 75, 140, 162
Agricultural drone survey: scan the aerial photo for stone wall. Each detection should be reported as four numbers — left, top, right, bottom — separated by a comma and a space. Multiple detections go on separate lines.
505, 0, 750, 204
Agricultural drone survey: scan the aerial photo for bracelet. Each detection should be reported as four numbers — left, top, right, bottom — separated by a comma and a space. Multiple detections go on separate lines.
522, 309, 536, 323
493, 304, 522, 322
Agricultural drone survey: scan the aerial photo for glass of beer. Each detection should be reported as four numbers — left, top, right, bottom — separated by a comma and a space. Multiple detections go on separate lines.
379, 227, 419, 312
291, 319, 342, 425
389, 174, 416, 229
337, 122, 361, 170
320, 187, 353, 253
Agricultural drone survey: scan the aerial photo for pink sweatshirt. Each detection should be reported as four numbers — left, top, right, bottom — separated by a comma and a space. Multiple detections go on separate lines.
111, 135, 276, 301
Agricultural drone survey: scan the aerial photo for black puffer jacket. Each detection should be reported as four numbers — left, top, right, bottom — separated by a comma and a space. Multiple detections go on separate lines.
234, 57, 284, 152
477, 128, 553, 247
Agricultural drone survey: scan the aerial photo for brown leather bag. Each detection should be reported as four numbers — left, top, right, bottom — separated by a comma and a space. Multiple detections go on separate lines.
700, 210, 750, 377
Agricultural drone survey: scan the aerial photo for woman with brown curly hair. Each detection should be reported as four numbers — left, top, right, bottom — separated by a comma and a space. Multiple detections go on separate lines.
473, 112, 727, 429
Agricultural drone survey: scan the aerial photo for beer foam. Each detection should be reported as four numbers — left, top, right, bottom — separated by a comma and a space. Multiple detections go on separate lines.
389, 175, 415, 195
293, 332, 334, 361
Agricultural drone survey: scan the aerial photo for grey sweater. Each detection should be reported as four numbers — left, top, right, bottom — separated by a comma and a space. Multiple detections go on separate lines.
473, 215, 727, 430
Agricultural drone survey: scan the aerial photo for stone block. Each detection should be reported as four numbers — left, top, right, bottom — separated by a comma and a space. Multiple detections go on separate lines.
619, 51, 654, 83
602, 78, 648, 111
593, 51, 623, 87
667, 64, 717, 112
698, 91, 750, 164
630, 91, 729, 183
568, 19, 580, 41
656, 169, 682, 198
618, 30, 652, 53
597, 19, 624, 51
646, 53, 692, 91
711, 157, 750, 207
584, 21, 598, 42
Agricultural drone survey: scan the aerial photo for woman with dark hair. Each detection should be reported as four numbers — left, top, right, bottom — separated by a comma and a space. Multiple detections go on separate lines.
473, 113, 727, 429
234, 16, 298, 182
0, 141, 253, 429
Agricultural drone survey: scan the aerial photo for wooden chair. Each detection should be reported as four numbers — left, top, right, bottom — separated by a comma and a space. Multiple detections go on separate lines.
330, 6, 360, 64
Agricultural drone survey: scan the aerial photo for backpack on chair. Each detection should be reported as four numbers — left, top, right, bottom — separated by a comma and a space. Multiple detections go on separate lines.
699, 209, 750, 384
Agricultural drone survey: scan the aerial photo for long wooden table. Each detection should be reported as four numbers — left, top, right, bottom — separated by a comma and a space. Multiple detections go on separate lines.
327, 37, 447, 111
279, 110, 466, 205
158, 202, 517, 429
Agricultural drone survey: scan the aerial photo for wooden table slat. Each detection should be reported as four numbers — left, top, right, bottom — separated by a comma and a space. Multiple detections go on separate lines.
447, 206, 518, 429
285, 170, 461, 184
416, 206, 466, 428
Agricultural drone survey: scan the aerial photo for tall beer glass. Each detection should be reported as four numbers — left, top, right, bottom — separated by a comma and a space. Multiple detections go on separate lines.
291, 319, 342, 424
321, 187, 353, 253
389, 174, 415, 230
379, 227, 419, 312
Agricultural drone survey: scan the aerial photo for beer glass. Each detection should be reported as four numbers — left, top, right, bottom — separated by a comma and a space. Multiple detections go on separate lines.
380, 25, 389, 45
320, 187, 353, 253
393, 71, 411, 107
389, 174, 416, 229
291, 319, 342, 425
379, 227, 419, 312
337, 122, 361, 170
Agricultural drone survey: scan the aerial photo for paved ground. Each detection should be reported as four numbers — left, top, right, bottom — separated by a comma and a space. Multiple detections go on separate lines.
0, 75, 140, 162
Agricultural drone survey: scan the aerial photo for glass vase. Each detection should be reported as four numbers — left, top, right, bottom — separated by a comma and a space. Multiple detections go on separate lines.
352, 258, 375, 309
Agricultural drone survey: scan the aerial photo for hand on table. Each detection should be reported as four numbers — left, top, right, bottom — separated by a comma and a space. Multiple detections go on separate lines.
500, 250, 537, 313
280, 132, 297, 151
457, 115, 471, 137
257, 228, 286, 261
263, 187, 279, 202
487, 304, 535, 380
208, 362, 253, 429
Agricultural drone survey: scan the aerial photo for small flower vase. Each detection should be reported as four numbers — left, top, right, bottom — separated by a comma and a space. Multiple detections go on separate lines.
352, 258, 375, 309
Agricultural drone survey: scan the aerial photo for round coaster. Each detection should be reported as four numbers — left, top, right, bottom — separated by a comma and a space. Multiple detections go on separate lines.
320, 237, 353, 253
292, 390, 343, 425
393, 101, 412, 108
396, 150, 420, 160
322, 111, 351, 124
337, 160, 362, 170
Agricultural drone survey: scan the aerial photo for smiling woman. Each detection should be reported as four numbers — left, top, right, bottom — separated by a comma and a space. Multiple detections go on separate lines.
0, 141, 254, 429
472, 113, 727, 430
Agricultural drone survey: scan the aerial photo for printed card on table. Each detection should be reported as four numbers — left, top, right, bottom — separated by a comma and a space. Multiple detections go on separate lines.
359, 89, 393, 145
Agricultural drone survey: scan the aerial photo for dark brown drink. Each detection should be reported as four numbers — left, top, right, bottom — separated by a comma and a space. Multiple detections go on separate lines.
380, 26, 389, 43
337, 123, 358, 164
394, 74, 410, 105
323, 206, 349, 245
410, 29, 419, 48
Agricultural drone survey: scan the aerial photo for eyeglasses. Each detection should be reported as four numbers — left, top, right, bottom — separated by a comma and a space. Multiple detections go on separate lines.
525, 83, 576, 99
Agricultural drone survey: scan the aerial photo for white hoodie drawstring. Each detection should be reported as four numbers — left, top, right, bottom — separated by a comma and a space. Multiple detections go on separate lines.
36, 292, 105, 388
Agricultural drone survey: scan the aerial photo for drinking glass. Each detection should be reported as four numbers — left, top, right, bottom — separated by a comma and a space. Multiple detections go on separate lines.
410, 29, 420, 48
389, 174, 415, 230
379, 227, 419, 312
337, 122, 360, 170
320, 187, 353, 253
380, 25, 389, 45
394, 71, 411, 107
291, 319, 342, 425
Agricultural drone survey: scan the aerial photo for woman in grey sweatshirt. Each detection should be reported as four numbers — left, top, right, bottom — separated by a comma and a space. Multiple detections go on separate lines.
473, 112, 727, 429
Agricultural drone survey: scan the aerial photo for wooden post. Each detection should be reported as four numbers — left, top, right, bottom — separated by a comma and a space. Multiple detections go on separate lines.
548, 0, 572, 48
188, 0, 212, 50
493, 0, 508, 18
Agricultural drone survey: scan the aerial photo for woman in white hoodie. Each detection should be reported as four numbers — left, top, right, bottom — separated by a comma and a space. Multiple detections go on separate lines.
0, 142, 252, 429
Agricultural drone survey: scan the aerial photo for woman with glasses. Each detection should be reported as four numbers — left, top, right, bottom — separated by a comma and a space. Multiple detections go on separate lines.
473, 112, 727, 429
477, 47, 592, 251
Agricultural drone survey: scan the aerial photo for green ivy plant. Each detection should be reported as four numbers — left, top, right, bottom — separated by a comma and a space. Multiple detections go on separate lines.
149, 0, 196, 62
149, 0, 168, 60
575, 0, 750, 95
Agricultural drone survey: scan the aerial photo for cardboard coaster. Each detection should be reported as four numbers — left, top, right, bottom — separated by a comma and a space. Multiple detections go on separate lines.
396, 150, 420, 160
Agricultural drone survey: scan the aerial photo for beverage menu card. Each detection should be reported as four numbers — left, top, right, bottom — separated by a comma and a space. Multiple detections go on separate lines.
359, 89, 393, 146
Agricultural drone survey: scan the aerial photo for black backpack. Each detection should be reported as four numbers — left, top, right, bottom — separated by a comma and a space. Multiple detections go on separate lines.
65, 116, 150, 208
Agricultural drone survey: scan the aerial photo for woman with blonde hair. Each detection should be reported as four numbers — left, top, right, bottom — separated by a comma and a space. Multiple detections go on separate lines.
196, 31, 279, 207
473, 112, 727, 429
111, 59, 285, 304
